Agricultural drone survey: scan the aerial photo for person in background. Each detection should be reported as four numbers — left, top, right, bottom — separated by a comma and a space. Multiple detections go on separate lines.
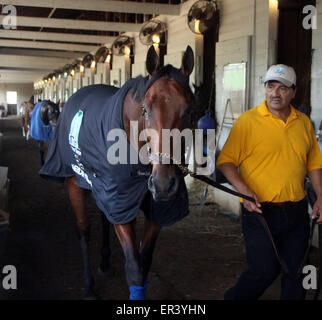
217, 64, 322, 300
318, 119, 322, 142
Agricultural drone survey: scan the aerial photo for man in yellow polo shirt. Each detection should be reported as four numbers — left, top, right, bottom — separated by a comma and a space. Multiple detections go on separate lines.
217, 64, 322, 300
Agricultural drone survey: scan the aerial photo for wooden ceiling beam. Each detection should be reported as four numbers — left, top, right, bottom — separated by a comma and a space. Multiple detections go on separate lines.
0, 39, 100, 52
0, 15, 142, 32
0, 30, 116, 45
0, 54, 73, 70
3, 0, 180, 16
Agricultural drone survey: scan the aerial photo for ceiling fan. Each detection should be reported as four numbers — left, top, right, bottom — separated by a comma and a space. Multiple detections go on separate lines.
139, 19, 167, 46
111, 35, 134, 56
187, 0, 219, 34
95, 46, 111, 63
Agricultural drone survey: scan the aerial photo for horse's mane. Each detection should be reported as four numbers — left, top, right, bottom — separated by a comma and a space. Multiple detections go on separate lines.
130, 65, 194, 104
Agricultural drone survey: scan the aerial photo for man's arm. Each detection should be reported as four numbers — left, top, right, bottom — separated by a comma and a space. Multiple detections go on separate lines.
218, 162, 262, 213
307, 168, 322, 224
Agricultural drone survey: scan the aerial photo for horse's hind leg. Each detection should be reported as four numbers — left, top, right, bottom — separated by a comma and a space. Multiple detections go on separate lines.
67, 176, 96, 299
98, 214, 113, 276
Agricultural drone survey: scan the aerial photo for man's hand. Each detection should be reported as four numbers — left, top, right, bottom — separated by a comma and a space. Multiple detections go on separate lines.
307, 169, 322, 224
217, 162, 263, 213
240, 186, 262, 214
312, 196, 322, 224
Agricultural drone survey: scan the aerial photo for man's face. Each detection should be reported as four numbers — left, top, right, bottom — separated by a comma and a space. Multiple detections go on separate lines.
265, 81, 296, 112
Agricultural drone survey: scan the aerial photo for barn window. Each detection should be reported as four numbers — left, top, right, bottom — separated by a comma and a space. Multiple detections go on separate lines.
6, 91, 17, 104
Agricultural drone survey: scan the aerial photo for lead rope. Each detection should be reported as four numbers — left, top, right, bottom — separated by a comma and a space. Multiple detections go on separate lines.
314, 221, 322, 300
140, 103, 255, 202
140, 105, 318, 281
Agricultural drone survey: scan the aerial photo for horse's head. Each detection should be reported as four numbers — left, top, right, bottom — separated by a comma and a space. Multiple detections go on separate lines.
143, 45, 195, 202
40, 100, 60, 127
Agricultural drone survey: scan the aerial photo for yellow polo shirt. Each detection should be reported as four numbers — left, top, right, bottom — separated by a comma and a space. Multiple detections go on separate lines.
216, 100, 322, 202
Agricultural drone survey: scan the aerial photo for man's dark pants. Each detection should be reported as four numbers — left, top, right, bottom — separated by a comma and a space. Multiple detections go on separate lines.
224, 199, 310, 300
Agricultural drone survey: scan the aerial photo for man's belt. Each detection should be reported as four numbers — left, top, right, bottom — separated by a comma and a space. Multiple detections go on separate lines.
261, 199, 306, 209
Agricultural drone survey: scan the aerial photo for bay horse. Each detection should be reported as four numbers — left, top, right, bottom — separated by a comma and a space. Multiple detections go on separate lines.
40, 45, 195, 299
30, 100, 60, 166
23, 101, 34, 141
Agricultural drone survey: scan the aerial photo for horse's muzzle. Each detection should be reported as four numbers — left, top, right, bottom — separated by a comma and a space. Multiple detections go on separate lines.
148, 173, 179, 202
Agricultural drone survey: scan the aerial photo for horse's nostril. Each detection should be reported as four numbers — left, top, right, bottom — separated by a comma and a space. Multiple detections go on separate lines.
168, 177, 178, 195
149, 174, 178, 201
148, 175, 155, 192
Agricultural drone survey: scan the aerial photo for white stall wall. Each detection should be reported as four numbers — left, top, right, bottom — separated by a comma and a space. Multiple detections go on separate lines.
131, 39, 149, 78
311, 0, 322, 131
110, 55, 132, 87
215, 0, 278, 120
251, 0, 278, 108
214, 0, 278, 215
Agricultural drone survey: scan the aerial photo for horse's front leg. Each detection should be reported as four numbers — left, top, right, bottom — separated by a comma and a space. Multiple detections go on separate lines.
139, 218, 161, 282
67, 176, 96, 299
114, 221, 146, 300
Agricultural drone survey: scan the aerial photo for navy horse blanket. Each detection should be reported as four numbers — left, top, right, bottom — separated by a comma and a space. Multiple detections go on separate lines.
40, 80, 189, 226
30, 101, 53, 141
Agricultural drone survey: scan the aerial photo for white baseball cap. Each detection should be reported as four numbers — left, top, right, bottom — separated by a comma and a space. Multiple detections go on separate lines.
264, 64, 296, 87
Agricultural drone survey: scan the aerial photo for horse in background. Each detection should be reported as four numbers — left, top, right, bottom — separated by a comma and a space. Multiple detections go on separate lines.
40, 45, 195, 299
30, 100, 60, 166
23, 101, 34, 140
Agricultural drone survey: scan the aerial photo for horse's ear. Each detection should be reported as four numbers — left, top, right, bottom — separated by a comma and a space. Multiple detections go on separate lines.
146, 45, 159, 77
180, 45, 194, 77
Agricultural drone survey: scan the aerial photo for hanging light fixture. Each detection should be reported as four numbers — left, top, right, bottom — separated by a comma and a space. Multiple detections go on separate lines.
124, 46, 131, 56
105, 54, 111, 64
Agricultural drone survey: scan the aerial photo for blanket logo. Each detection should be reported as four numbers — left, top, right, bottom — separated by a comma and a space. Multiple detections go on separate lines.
71, 164, 93, 187
69, 110, 83, 156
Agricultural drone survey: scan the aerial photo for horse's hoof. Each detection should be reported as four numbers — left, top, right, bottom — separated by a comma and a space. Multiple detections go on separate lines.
83, 290, 100, 300
97, 266, 114, 277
